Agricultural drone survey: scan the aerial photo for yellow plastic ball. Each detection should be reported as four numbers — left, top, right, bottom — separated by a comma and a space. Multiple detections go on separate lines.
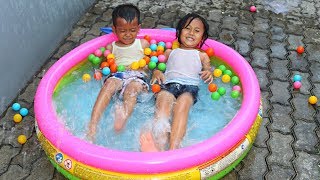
17, 135, 27, 144
82, 73, 91, 82
144, 48, 152, 55
213, 69, 222, 78
13, 114, 22, 123
107, 53, 115, 60
157, 46, 165, 51
172, 44, 179, 49
131, 61, 140, 70
138, 59, 146, 68
308, 96, 317, 105
222, 74, 231, 83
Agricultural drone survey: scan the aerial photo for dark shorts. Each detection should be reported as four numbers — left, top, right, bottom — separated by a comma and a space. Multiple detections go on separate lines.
161, 83, 199, 104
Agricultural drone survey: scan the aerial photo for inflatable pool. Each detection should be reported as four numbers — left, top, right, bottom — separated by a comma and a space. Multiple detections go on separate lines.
34, 29, 262, 179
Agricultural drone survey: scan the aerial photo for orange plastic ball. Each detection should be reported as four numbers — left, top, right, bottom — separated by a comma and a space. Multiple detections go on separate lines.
94, 71, 102, 80
100, 61, 109, 68
110, 64, 118, 73
206, 48, 214, 57
296, 46, 304, 54
143, 56, 150, 64
157, 49, 164, 55
151, 84, 161, 93
208, 83, 218, 92
107, 58, 115, 65
150, 51, 158, 57
144, 35, 151, 42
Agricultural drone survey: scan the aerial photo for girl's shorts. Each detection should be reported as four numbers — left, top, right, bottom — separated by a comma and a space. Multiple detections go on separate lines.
161, 82, 199, 104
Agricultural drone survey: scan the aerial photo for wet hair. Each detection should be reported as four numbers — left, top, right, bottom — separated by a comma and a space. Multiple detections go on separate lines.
176, 13, 209, 48
112, 4, 141, 26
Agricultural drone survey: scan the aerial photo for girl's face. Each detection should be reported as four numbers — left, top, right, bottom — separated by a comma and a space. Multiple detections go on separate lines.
180, 18, 205, 49
112, 17, 140, 46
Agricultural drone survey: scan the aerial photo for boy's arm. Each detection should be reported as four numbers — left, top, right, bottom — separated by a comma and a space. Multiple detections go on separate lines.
140, 39, 150, 49
106, 43, 113, 51
199, 52, 213, 83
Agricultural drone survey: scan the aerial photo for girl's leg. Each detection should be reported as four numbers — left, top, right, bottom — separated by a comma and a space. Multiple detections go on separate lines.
169, 93, 194, 150
87, 78, 122, 142
114, 81, 144, 131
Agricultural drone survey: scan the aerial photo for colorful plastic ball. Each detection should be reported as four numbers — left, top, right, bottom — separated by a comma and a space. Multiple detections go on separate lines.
151, 84, 161, 93
12, 103, 21, 111
110, 64, 117, 73
293, 74, 302, 82
158, 54, 166, 63
82, 73, 91, 82
165, 42, 172, 49
205, 48, 214, 57
144, 35, 151, 42
150, 39, 157, 44
94, 49, 102, 57
250, 5, 257, 12
211, 92, 221, 100
102, 67, 111, 75
157, 45, 165, 52
92, 57, 101, 65
107, 58, 115, 65
148, 61, 157, 70
94, 71, 103, 80
218, 65, 227, 72
208, 83, 218, 92
157, 63, 166, 72
17, 135, 27, 144
88, 54, 95, 62
19, 108, 28, 117
131, 61, 140, 70
217, 87, 226, 96
231, 90, 240, 99
213, 69, 222, 78
308, 96, 317, 104
103, 50, 111, 57
223, 69, 233, 76
172, 44, 179, 49
99, 47, 106, 53
231, 76, 240, 85
117, 65, 126, 72
221, 75, 231, 83
293, 81, 302, 89
144, 48, 152, 55
232, 85, 241, 92
107, 53, 115, 60
150, 44, 158, 51
13, 114, 22, 123
150, 56, 159, 63
158, 41, 166, 47
296, 46, 304, 54
139, 59, 147, 68
143, 56, 150, 64
100, 61, 109, 69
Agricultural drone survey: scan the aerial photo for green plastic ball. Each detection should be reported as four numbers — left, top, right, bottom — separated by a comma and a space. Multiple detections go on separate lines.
157, 63, 166, 72
117, 65, 126, 72
217, 87, 226, 95
88, 54, 95, 62
223, 69, 233, 76
148, 61, 157, 70
231, 76, 240, 85
231, 90, 240, 98
211, 92, 220, 100
100, 47, 106, 53
218, 65, 227, 72
92, 57, 101, 65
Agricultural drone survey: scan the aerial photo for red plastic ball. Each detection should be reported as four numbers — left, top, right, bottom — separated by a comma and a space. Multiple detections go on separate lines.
296, 46, 304, 54
208, 83, 218, 92
151, 84, 161, 93
205, 48, 214, 57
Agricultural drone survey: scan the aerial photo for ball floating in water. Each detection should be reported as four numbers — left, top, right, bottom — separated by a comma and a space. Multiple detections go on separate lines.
110, 64, 117, 73
150, 44, 158, 51
144, 48, 152, 55
250, 5, 257, 12
139, 59, 147, 68
94, 71, 103, 80
131, 61, 140, 70
222, 74, 231, 83
148, 61, 157, 70
217, 87, 226, 96
223, 69, 233, 76
208, 83, 218, 92
107, 58, 115, 65
13, 114, 22, 123
102, 67, 111, 75
231, 90, 240, 98
218, 65, 227, 72
103, 50, 111, 57
94, 49, 102, 57
165, 42, 172, 49
144, 35, 151, 42
117, 65, 125, 72
213, 69, 222, 78
12, 103, 21, 111
88, 54, 95, 62
293, 74, 302, 82
293, 81, 302, 89
232, 85, 241, 92
308, 96, 317, 105
107, 53, 115, 60
296, 46, 304, 54
157, 63, 166, 72
151, 84, 161, 93
17, 135, 27, 144
205, 48, 214, 57
150, 39, 157, 44
82, 73, 91, 82
99, 47, 106, 53
150, 56, 158, 63
231, 76, 240, 85
211, 92, 221, 100
19, 108, 28, 117
92, 57, 101, 65
158, 54, 166, 63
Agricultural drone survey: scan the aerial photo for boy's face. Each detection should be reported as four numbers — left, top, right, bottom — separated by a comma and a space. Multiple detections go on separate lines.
180, 18, 204, 49
112, 17, 140, 45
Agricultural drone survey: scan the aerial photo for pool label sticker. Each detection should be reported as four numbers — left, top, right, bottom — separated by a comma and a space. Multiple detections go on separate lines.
55, 153, 64, 164
64, 159, 72, 170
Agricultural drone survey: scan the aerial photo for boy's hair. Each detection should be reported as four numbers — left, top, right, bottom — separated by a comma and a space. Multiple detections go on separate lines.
112, 4, 141, 26
176, 13, 209, 48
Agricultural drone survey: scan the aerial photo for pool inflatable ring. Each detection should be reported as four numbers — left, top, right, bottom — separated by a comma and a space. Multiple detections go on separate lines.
34, 29, 262, 179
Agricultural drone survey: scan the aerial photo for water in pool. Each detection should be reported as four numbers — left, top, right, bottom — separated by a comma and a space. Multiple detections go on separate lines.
53, 61, 241, 151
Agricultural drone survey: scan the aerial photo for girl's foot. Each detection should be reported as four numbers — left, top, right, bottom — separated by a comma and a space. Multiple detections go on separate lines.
140, 132, 159, 152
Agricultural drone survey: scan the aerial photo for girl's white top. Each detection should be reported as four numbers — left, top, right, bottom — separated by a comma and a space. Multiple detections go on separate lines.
112, 39, 144, 66
165, 48, 202, 86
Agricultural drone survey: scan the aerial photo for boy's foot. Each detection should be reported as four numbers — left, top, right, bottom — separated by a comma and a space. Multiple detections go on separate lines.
140, 132, 159, 152
114, 104, 126, 132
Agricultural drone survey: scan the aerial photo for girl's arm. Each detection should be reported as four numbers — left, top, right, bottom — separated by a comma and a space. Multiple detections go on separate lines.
151, 49, 172, 84
199, 52, 213, 83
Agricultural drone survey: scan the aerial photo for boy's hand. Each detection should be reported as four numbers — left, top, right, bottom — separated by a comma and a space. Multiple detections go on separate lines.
151, 70, 165, 84
200, 70, 213, 83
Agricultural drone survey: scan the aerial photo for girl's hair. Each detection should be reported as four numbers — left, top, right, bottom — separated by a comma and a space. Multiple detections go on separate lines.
176, 13, 209, 48
112, 4, 141, 26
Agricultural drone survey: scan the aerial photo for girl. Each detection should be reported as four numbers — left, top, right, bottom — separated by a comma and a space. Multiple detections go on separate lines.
140, 13, 213, 151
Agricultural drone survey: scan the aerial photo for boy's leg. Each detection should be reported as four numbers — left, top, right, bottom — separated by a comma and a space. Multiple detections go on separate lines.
169, 93, 193, 150
87, 78, 122, 142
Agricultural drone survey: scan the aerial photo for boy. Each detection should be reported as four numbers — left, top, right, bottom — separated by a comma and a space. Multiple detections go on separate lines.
87, 4, 150, 142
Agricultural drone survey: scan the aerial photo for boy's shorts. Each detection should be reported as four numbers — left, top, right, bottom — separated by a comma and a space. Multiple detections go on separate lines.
161, 83, 199, 104
107, 71, 149, 97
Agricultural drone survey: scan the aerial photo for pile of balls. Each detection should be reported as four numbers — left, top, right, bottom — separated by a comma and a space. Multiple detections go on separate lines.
293, 74, 302, 90
11, 102, 28, 144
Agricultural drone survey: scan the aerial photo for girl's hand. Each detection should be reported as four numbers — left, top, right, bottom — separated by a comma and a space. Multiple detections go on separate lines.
200, 70, 213, 83
151, 70, 165, 84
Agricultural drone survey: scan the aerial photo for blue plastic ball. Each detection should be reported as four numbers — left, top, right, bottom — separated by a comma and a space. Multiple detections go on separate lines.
150, 44, 158, 51
158, 41, 166, 48
12, 103, 21, 111
19, 108, 29, 117
102, 67, 111, 76
293, 74, 302, 82
150, 56, 158, 63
